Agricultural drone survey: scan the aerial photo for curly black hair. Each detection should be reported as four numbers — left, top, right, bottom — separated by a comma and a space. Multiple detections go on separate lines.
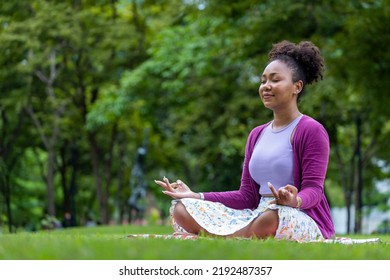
268, 40, 324, 94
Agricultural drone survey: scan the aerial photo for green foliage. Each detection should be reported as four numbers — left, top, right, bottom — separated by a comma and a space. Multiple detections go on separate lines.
0, 0, 390, 233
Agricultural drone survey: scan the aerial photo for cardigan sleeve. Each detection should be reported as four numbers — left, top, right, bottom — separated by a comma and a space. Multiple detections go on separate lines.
294, 118, 330, 209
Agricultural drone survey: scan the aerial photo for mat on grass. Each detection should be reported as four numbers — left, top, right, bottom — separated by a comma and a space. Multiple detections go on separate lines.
127, 233, 199, 240
318, 237, 381, 244
126, 233, 381, 244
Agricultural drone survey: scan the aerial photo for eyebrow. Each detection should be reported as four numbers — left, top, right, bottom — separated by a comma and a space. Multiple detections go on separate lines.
261, 72, 280, 78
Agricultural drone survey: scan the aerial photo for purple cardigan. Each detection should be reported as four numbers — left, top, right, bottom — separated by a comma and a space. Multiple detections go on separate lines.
203, 115, 335, 239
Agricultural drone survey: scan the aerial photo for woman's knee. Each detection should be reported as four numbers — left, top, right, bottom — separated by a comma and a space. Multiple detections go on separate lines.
172, 202, 201, 234
173, 202, 190, 221
249, 210, 279, 239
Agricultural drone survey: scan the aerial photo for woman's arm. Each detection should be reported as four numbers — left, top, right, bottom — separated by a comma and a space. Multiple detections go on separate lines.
294, 119, 330, 209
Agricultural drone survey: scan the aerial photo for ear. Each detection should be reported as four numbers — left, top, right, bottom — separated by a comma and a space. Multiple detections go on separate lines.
294, 80, 304, 94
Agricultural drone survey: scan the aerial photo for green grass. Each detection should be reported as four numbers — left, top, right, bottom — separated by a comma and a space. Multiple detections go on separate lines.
0, 225, 389, 260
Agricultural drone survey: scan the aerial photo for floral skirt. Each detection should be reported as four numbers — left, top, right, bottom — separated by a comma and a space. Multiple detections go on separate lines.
169, 197, 324, 242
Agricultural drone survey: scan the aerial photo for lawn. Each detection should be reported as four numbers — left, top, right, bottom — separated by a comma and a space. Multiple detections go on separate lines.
0, 225, 389, 260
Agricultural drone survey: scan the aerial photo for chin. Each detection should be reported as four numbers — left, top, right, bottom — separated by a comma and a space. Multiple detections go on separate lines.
262, 102, 273, 109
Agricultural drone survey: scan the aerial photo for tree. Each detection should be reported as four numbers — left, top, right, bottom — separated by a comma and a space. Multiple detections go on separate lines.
1, 0, 390, 232
0, 0, 152, 226
314, 0, 390, 233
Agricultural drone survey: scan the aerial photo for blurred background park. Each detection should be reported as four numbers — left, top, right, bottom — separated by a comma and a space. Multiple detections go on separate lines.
0, 0, 389, 235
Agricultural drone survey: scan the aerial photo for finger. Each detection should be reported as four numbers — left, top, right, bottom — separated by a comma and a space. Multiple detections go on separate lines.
154, 180, 169, 191
154, 179, 174, 192
284, 184, 297, 195
267, 182, 279, 198
175, 180, 183, 189
278, 188, 292, 202
163, 176, 175, 192
162, 190, 182, 199
279, 188, 288, 197
162, 190, 175, 197
154, 180, 166, 187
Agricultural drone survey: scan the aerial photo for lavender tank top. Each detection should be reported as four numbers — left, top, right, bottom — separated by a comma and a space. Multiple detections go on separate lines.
249, 115, 303, 195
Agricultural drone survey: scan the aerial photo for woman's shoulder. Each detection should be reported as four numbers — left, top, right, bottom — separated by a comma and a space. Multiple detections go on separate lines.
248, 122, 271, 137
298, 115, 326, 130
300, 115, 321, 125
246, 122, 271, 148
296, 115, 329, 139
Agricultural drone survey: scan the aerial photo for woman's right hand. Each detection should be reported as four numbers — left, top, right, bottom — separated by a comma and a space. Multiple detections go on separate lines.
154, 177, 200, 200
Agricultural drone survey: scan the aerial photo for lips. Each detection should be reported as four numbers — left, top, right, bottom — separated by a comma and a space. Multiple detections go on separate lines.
262, 93, 274, 100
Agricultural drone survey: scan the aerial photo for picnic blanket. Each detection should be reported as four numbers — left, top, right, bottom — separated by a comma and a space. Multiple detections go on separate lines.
318, 237, 381, 244
127, 233, 381, 244
127, 233, 198, 240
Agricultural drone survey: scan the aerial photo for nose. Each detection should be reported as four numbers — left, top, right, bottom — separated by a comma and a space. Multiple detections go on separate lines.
260, 81, 270, 93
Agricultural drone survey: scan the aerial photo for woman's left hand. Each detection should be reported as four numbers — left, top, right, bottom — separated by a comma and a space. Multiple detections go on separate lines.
267, 182, 300, 208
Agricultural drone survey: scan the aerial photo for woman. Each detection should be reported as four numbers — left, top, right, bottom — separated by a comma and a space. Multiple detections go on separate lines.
155, 40, 335, 242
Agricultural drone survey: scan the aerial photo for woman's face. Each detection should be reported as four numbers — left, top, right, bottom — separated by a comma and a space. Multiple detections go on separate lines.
259, 60, 301, 111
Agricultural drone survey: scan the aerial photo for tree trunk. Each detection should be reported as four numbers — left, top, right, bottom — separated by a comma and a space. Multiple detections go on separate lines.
354, 115, 363, 233
59, 141, 78, 227
346, 189, 352, 234
1, 175, 14, 233
88, 132, 109, 224
116, 137, 127, 223
69, 144, 79, 226
59, 143, 70, 217
334, 127, 353, 234
46, 149, 56, 216
27, 49, 64, 217
347, 152, 357, 234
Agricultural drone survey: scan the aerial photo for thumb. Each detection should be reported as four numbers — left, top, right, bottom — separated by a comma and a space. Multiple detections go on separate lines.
268, 199, 277, 205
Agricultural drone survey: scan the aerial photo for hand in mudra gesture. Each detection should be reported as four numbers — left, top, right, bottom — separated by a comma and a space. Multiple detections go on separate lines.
154, 177, 199, 200
268, 182, 301, 208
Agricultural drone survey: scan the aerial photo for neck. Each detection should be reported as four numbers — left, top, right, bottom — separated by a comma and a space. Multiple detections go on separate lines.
272, 109, 301, 129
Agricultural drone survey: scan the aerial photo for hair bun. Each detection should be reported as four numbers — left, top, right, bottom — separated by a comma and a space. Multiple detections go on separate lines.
268, 40, 324, 85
